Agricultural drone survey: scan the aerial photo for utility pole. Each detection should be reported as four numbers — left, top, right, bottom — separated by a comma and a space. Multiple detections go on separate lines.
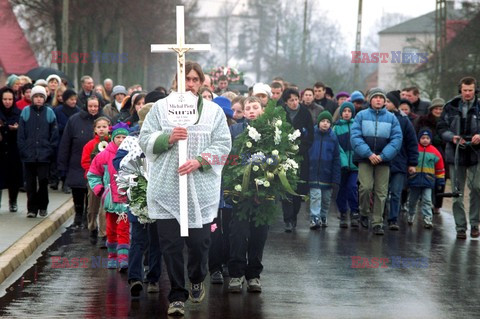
353, 0, 363, 89
61, 0, 69, 73
435, 0, 447, 96
301, 0, 308, 75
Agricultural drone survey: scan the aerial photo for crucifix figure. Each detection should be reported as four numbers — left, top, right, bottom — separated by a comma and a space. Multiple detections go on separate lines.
151, 6, 211, 237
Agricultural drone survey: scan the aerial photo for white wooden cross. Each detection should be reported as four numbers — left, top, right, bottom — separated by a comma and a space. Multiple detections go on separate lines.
151, 5, 211, 237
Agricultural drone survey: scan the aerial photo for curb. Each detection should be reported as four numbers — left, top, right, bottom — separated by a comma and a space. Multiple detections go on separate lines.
0, 198, 74, 285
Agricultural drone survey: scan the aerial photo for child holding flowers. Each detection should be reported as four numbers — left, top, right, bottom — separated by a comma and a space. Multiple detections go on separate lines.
224, 96, 303, 293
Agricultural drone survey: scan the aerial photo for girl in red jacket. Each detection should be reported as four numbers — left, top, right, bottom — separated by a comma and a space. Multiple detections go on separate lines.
81, 117, 110, 246
88, 123, 130, 271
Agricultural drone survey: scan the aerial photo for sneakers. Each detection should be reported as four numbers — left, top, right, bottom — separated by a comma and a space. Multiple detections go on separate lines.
210, 270, 224, 284
9, 203, 17, 213
39, 209, 47, 217
373, 225, 384, 235
107, 259, 117, 269
246, 278, 262, 293
339, 213, 348, 228
228, 277, 244, 293
407, 214, 415, 225
27, 211, 37, 218
189, 282, 205, 303
284, 222, 293, 233
147, 282, 160, 293
350, 214, 360, 228
471, 226, 479, 238
167, 301, 185, 316
457, 230, 467, 239
129, 280, 143, 297
360, 216, 369, 228
309, 219, 320, 230
423, 217, 433, 229
320, 217, 328, 227
388, 221, 400, 231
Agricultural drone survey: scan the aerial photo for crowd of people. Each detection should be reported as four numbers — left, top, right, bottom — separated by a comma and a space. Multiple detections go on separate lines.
1, 65, 479, 316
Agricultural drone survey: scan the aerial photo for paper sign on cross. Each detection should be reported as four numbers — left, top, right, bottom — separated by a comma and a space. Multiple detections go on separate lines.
151, 6, 211, 237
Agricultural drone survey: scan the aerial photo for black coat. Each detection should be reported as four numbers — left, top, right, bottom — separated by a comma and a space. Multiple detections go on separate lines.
283, 105, 314, 195
0, 105, 22, 189
17, 105, 59, 163
57, 110, 101, 188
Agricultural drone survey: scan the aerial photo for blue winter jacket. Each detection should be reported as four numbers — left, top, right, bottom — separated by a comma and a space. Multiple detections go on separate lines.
389, 110, 418, 174
350, 105, 403, 164
308, 127, 341, 189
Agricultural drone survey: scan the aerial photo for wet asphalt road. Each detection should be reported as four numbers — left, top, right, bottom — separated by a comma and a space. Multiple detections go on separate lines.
0, 207, 479, 319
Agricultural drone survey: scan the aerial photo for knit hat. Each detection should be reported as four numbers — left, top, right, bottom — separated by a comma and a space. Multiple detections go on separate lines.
111, 122, 130, 139
138, 103, 153, 127
325, 87, 334, 98
386, 90, 401, 108
145, 90, 166, 104
418, 128, 433, 142
368, 87, 387, 104
212, 96, 234, 118
339, 102, 355, 117
111, 85, 128, 97
317, 110, 333, 124
46, 74, 61, 84
6, 74, 19, 88
62, 89, 77, 102
30, 85, 47, 99
350, 90, 365, 102
429, 98, 445, 110
336, 91, 350, 99
34, 79, 48, 87
252, 83, 272, 98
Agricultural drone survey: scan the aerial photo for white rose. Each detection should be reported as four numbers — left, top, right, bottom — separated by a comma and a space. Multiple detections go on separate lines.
266, 158, 274, 165
266, 172, 275, 180
255, 178, 264, 185
264, 181, 270, 187
275, 120, 282, 127
292, 144, 299, 151
234, 185, 242, 192
252, 165, 259, 172
246, 141, 252, 148
272, 150, 279, 156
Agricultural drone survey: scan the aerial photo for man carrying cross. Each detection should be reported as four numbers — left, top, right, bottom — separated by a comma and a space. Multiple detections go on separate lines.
139, 61, 231, 315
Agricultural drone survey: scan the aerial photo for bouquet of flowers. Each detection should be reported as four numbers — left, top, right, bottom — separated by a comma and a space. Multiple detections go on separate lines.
209, 66, 243, 85
223, 105, 305, 226
116, 156, 153, 224
90, 135, 110, 160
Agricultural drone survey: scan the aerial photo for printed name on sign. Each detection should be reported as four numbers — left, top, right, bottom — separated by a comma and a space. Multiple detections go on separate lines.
166, 92, 199, 127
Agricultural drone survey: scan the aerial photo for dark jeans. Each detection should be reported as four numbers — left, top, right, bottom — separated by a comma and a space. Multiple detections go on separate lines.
228, 212, 269, 280
25, 162, 50, 212
0, 186, 19, 205
71, 187, 88, 213
157, 219, 211, 302
209, 208, 232, 274
336, 171, 359, 215
129, 219, 162, 283
282, 195, 302, 226
388, 173, 406, 222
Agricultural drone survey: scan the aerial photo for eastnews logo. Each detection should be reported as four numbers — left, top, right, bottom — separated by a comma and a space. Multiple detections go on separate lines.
51, 256, 113, 268
351, 51, 428, 64
351, 256, 429, 269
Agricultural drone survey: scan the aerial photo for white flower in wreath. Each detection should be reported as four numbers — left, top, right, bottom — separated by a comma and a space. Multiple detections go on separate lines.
266, 158, 275, 165
286, 158, 299, 169
274, 127, 282, 145
252, 165, 259, 172
251, 152, 265, 164
266, 172, 275, 180
98, 141, 108, 152
264, 181, 271, 187
275, 120, 282, 127
234, 184, 242, 192
272, 150, 279, 156
247, 125, 262, 142
246, 141, 253, 148
291, 144, 299, 151
254, 178, 264, 186
288, 129, 301, 142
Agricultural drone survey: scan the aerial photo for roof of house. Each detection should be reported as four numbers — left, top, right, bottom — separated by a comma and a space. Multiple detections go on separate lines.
0, 0, 38, 75
379, 8, 464, 35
